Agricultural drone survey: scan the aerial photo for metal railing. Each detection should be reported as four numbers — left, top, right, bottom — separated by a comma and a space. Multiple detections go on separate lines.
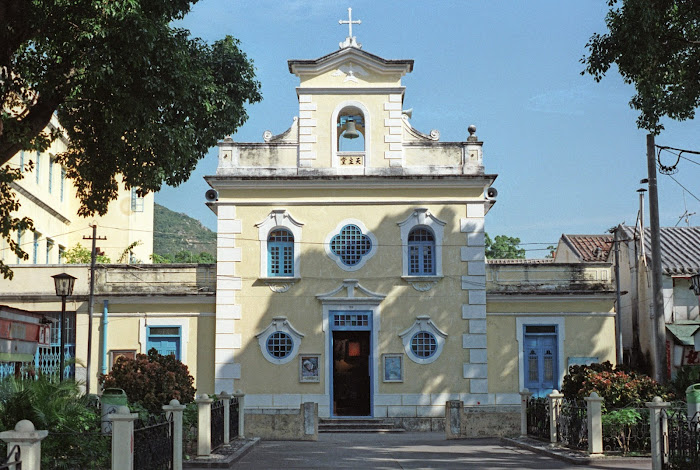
602, 405, 650, 454
526, 397, 549, 439
558, 399, 588, 450
134, 413, 174, 470
230, 396, 240, 438
0, 445, 21, 470
211, 399, 224, 450
662, 406, 700, 469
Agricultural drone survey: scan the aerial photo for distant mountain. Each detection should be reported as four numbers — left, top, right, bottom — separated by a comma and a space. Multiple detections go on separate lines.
153, 203, 216, 257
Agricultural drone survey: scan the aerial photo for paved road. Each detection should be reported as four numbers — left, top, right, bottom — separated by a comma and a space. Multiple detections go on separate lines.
222, 433, 651, 470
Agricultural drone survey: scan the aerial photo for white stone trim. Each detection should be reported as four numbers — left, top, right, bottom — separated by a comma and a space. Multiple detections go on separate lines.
319, 288, 384, 418
255, 316, 305, 365
515, 316, 566, 393
324, 218, 377, 271
399, 315, 447, 365
255, 209, 304, 278
397, 208, 446, 277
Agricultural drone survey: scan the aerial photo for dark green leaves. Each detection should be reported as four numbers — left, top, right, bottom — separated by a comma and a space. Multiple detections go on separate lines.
582, 0, 700, 133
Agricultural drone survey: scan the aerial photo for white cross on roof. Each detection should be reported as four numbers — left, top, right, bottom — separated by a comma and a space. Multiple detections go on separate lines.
338, 8, 362, 49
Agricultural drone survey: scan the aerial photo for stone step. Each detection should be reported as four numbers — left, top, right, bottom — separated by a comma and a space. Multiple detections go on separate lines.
319, 418, 405, 433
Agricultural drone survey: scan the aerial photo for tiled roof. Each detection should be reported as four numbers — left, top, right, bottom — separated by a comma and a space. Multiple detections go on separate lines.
486, 258, 555, 265
561, 234, 613, 262
619, 225, 700, 275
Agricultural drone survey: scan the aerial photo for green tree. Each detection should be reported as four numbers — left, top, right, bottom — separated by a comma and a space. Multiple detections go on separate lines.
0, 0, 262, 277
582, 0, 700, 133
63, 243, 111, 264
484, 233, 526, 259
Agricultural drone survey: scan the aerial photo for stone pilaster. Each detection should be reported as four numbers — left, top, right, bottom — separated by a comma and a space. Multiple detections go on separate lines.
298, 95, 317, 167
215, 205, 242, 393
461, 203, 487, 399
383, 94, 403, 166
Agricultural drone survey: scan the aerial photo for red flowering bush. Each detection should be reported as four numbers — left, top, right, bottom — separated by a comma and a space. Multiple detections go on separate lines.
561, 361, 669, 408
99, 348, 195, 413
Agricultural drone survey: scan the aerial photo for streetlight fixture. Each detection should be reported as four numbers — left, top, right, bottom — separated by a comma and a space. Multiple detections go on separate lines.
52, 273, 76, 382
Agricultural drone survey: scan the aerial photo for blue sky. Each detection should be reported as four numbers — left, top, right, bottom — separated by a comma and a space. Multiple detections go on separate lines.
156, 1, 700, 257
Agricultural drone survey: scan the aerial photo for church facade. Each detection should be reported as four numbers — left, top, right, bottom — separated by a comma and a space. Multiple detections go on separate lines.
206, 28, 497, 420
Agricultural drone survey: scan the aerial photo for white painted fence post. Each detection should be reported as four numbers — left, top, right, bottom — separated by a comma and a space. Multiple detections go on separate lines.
547, 389, 564, 444
0, 420, 48, 470
109, 405, 138, 470
163, 399, 186, 470
234, 390, 245, 438
220, 391, 231, 444
519, 389, 532, 437
584, 392, 604, 455
646, 396, 670, 470
195, 394, 214, 458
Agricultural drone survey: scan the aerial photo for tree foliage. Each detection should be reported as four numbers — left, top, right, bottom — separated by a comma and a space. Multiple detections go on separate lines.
0, 377, 109, 469
151, 250, 215, 263
561, 361, 670, 408
582, 0, 700, 133
63, 243, 112, 264
0, 165, 33, 278
0, 0, 261, 275
484, 233, 526, 259
99, 348, 195, 413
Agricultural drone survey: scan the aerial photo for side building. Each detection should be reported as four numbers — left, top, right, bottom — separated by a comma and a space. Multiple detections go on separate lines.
1, 115, 154, 266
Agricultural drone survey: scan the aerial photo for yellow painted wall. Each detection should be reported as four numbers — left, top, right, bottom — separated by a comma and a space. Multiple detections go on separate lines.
233, 200, 471, 395
486, 309, 616, 395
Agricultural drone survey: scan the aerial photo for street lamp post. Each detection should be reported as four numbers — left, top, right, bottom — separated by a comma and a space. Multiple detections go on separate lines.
52, 273, 76, 382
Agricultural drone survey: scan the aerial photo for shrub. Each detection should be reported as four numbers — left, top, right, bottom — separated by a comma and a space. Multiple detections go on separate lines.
561, 361, 669, 408
99, 348, 195, 413
0, 377, 109, 469
669, 365, 700, 399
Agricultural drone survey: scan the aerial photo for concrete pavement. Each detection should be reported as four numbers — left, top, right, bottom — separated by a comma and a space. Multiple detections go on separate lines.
188, 432, 652, 470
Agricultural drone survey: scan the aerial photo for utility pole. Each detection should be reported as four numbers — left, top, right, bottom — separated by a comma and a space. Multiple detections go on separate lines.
613, 230, 623, 365
646, 134, 667, 384
83, 224, 106, 394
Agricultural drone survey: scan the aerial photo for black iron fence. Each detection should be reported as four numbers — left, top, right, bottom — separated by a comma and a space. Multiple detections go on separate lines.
526, 397, 550, 439
602, 405, 650, 454
230, 395, 240, 438
133, 413, 174, 470
663, 406, 700, 469
0, 445, 20, 470
558, 399, 588, 450
43, 430, 110, 470
211, 399, 225, 450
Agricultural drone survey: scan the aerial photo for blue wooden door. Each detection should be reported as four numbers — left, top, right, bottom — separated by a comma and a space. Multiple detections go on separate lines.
146, 326, 181, 359
523, 331, 557, 397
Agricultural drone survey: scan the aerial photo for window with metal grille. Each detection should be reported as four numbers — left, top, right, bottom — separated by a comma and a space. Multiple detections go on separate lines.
408, 227, 435, 275
333, 314, 369, 327
330, 224, 372, 266
266, 332, 293, 359
268, 229, 294, 276
411, 332, 437, 358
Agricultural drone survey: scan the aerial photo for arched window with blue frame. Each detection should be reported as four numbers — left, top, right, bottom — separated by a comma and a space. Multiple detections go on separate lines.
268, 229, 294, 277
408, 227, 435, 275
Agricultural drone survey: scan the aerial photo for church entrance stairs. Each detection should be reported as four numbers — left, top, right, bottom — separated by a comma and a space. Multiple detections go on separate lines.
319, 418, 405, 433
